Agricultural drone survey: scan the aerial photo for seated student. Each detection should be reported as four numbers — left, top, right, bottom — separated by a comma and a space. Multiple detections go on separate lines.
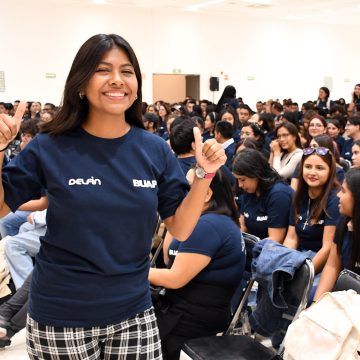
261, 113, 277, 154
269, 122, 303, 181
203, 111, 217, 141
5, 210, 47, 289
0, 119, 47, 238
327, 118, 345, 155
236, 104, 252, 127
214, 120, 236, 170
232, 148, 293, 242
169, 117, 197, 175
248, 112, 271, 135
283, 147, 340, 301
313, 168, 360, 301
0, 273, 31, 348
219, 108, 241, 143
234, 137, 259, 154
304, 115, 327, 148
143, 112, 160, 134
351, 139, 360, 168
310, 135, 345, 183
341, 115, 360, 163
191, 116, 205, 137
291, 134, 345, 191
149, 168, 246, 360
240, 122, 267, 157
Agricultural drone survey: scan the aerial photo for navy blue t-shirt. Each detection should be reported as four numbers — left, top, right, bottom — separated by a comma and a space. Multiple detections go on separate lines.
341, 139, 353, 162
340, 229, 352, 270
168, 213, 246, 287
224, 142, 236, 170
240, 182, 294, 239
233, 129, 241, 143
177, 156, 196, 176
289, 189, 339, 252
2, 126, 189, 327
202, 131, 214, 142
335, 134, 345, 155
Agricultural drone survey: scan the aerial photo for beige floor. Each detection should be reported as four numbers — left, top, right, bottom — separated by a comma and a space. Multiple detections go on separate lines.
0, 329, 27, 359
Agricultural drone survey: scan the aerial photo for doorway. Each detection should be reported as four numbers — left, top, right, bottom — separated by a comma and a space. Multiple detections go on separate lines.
152, 74, 200, 103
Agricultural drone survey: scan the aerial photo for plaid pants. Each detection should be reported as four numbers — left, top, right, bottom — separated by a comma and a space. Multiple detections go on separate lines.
26, 308, 162, 360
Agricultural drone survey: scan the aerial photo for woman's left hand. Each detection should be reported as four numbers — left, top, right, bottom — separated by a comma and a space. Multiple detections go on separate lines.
193, 127, 226, 173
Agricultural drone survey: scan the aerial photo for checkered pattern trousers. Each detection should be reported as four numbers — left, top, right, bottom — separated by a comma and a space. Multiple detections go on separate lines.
26, 308, 162, 360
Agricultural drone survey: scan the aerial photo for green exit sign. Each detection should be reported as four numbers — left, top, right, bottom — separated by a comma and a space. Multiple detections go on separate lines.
172, 68, 181, 74
45, 73, 56, 79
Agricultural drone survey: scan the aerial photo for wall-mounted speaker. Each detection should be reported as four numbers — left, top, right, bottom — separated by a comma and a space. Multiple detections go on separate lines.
209, 76, 219, 91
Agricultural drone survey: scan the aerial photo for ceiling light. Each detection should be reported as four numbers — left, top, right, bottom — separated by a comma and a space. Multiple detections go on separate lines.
186, 0, 226, 11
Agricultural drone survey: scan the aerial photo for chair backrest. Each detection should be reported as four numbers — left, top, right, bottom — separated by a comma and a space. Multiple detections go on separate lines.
283, 259, 314, 320
333, 269, 360, 294
150, 213, 167, 267
243, 232, 260, 273
272, 258, 314, 356
224, 232, 260, 335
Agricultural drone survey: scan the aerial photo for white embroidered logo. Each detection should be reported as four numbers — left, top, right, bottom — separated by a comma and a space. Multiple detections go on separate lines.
256, 216, 268, 222
244, 212, 249, 218
133, 179, 157, 188
68, 177, 102, 186
169, 249, 178, 256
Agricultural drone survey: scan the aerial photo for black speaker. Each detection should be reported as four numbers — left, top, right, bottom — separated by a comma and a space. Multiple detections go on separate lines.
209, 76, 219, 91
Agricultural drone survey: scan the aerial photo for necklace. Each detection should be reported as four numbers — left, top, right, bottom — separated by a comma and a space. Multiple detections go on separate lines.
303, 198, 311, 230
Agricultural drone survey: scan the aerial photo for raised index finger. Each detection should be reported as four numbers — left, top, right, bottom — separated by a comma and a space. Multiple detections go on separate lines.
13, 101, 26, 130
193, 126, 203, 155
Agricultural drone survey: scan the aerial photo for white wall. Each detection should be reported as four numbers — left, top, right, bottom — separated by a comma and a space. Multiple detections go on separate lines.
1, 1, 359, 109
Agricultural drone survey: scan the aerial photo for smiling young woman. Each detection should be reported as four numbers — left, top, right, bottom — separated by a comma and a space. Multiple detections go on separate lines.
0, 34, 226, 360
269, 122, 303, 180
283, 147, 340, 302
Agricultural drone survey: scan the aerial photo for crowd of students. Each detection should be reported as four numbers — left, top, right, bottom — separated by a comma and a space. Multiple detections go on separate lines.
0, 78, 360, 359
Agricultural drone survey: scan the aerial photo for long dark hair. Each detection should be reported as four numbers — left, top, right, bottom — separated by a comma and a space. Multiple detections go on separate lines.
312, 134, 340, 164
215, 85, 236, 113
219, 108, 241, 131
275, 122, 302, 151
318, 86, 330, 101
232, 148, 283, 197
41, 34, 143, 135
241, 122, 266, 150
335, 169, 360, 271
294, 149, 339, 224
205, 168, 239, 225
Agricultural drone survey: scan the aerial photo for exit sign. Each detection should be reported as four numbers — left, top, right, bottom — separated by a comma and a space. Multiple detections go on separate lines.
45, 73, 56, 79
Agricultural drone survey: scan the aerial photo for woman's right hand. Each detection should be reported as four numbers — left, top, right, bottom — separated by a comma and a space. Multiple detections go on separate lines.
270, 139, 281, 155
0, 101, 26, 150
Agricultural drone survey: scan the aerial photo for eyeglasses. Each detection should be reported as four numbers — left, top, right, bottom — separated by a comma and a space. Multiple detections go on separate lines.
303, 147, 330, 156
277, 133, 290, 140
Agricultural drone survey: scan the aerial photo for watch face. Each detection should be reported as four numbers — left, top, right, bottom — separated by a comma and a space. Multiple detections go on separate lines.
195, 166, 206, 178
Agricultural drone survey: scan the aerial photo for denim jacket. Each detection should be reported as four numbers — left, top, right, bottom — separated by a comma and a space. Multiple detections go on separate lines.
250, 239, 312, 336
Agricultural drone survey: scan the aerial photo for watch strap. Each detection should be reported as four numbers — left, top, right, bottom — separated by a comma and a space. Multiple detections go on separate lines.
195, 165, 216, 179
